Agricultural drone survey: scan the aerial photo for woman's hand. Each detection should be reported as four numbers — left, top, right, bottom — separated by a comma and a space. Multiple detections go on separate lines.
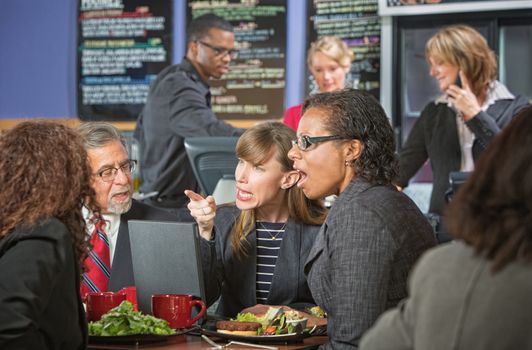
446, 71, 481, 121
184, 190, 216, 241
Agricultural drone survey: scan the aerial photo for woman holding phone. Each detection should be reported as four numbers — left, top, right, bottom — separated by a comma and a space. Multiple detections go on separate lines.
397, 25, 529, 215
185, 122, 327, 317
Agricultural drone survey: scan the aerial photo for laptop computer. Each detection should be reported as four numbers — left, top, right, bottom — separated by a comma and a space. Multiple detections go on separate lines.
128, 220, 205, 314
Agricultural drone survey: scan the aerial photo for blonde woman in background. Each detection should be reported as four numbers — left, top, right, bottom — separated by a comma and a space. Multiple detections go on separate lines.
397, 25, 529, 215
283, 36, 354, 131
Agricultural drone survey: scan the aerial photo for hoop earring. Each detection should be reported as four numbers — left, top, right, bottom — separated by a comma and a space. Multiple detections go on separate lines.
345, 160, 351, 167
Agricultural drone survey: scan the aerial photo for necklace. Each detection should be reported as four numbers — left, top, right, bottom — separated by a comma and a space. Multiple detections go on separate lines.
257, 221, 287, 240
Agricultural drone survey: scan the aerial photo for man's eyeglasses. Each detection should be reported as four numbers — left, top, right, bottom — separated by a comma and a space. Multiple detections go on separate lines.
198, 41, 238, 59
94, 160, 137, 182
291, 135, 345, 151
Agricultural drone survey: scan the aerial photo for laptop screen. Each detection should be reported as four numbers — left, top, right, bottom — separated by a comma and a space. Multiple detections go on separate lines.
128, 220, 205, 314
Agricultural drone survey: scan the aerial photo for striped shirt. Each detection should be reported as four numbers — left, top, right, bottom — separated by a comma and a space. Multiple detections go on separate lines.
256, 221, 286, 303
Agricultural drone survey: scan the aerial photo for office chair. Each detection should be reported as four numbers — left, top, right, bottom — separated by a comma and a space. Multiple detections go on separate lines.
429, 171, 471, 244
184, 137, 240, 203
444, 171, 471, 203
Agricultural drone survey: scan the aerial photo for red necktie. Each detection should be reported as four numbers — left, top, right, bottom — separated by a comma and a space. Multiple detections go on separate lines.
81, 220, 111, 298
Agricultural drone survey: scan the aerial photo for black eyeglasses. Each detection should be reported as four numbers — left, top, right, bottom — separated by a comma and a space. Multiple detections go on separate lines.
94, 160, 137, 182
291, 135, 345, 151
198, 40, 238, 59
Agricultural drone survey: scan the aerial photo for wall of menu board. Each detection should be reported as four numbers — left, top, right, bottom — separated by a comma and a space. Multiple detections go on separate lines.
77, 0, 172, 121
187, 0, 287, 120
308, 0, 381, 100
379, 0, 532, 15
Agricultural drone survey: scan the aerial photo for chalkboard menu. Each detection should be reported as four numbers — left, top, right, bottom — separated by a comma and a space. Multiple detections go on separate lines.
187, 0, 287, 120
77, 0, 172, 121
308, 0, 380, 100
387, 0, 511, 6
380, 0, 532, 15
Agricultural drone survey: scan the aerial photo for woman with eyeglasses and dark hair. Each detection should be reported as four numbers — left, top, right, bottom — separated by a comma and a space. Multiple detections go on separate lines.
288, 89, 436, 349
361, 105, 532, 350
0, 121, 99, 349
185, 122, 327, 318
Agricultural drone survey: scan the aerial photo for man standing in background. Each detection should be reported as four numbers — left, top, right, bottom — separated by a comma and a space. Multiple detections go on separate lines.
135, 13, 245, 209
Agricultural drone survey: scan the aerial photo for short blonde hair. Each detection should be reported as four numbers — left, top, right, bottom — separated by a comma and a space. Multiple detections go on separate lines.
426, 25, 497, 96
307, 36, 354, 68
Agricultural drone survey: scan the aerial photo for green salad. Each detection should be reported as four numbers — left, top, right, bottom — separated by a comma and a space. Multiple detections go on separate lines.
88, 301, 176, 336
234, 308, 296, 335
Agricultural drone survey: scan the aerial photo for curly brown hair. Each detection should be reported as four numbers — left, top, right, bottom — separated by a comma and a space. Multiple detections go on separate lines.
445, 106, 532, 272
0, 121, 99, 271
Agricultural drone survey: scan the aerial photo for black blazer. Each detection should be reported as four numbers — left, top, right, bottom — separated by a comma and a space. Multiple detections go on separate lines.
200, 205, 321, 318
108, 199, 177, 291
0, 218, 87, 350
398, 95, 529, 214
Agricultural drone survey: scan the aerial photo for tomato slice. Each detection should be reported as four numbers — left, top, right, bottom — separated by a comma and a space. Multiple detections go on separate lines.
263, 326, 277, 335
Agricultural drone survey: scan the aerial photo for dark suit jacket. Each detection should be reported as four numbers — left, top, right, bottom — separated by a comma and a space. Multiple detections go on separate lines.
200, 205, 321, 318
305, 179, 436, 350
135, 58, 244, 207
398, 95, 529, 214
108, 199, 177, 291
0, 218, 87, 350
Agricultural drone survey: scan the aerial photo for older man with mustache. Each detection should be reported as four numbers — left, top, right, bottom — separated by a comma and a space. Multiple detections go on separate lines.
76, 122, 177, 296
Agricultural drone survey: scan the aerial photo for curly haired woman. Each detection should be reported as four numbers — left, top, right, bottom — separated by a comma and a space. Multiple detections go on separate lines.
0, 121, 99, 349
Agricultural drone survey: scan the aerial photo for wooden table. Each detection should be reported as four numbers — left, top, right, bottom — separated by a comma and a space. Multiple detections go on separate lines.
88, 334, 327, 350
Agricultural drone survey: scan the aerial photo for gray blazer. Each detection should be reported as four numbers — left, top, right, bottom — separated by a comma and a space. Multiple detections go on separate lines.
360, 241, 532, 350
200, 205, 321, 318
108, 199, 177, 291
305, 179, 436, 350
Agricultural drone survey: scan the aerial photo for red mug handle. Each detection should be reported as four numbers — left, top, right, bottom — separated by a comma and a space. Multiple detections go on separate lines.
189, 299, 207, 325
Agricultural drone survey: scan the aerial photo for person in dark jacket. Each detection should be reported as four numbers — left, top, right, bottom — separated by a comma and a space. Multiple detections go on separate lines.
76, 122, 179, 297
398, 25, 529, 215
135, 13, 245, 209
185, 122, 327, 317
0, 122, 98, 350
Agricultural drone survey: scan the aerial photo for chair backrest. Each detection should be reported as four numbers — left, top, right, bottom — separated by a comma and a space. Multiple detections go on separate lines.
444, 171, 472, 203
184, 136, 240, 195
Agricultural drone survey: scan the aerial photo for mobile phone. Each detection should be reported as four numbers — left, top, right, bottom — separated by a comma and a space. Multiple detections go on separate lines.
454, 73, 462, 88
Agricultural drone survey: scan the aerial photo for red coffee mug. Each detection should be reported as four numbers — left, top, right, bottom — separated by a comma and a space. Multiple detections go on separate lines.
152, 294, 206, 329
118, 286, 138, 311
86, 292, 126, 322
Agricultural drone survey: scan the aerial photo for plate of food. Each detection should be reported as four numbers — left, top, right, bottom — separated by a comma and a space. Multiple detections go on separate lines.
239, 304, 328, 336
201, 306, 321, 343
88, 300, 182, 345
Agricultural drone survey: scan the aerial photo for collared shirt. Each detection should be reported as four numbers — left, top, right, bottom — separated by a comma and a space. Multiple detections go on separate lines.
82, 207, 121, 265
435, 80, 514, 171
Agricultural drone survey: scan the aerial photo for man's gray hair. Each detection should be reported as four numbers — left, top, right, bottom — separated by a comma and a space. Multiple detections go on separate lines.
76, 122, 127, 150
